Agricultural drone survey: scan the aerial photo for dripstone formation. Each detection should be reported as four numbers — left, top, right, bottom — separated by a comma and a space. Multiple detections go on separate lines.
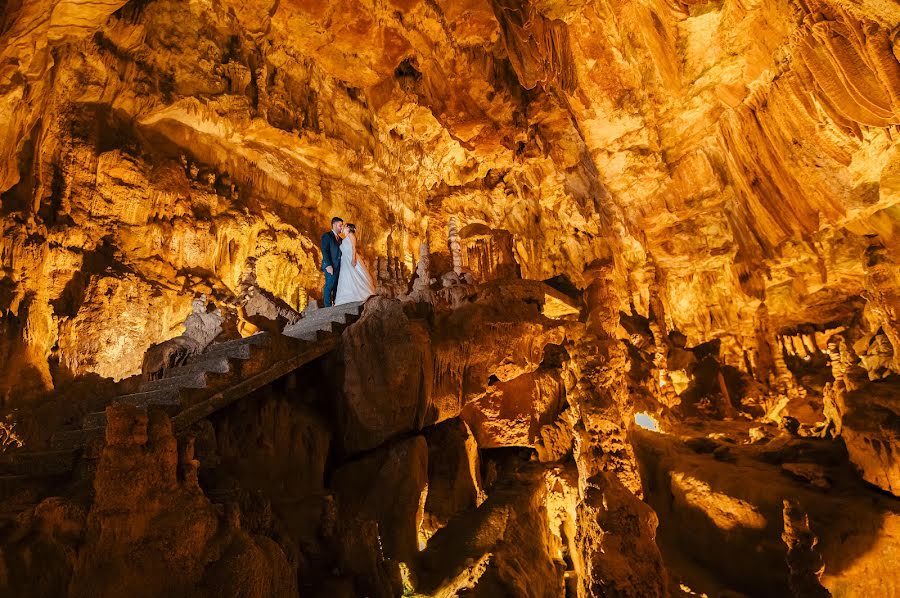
0, 0, 898, 596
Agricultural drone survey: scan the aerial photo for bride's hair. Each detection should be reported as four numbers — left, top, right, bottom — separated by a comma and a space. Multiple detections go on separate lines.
346, 223, 357, 234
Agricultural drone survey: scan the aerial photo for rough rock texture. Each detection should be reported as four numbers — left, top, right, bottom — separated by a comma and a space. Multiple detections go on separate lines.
335, 293, 566, 454
1, 0, 900, 595
461, 368, 567, 448
635, 424, 900, 596
331, 435, 429, 565
59, 404, 296, 597
335, 297, 432, 454
2, 0, 897, 404
576, 472, 668, 597
422, 417, 485, 537
71, 405, 219, 597
415, 462, 566, 597
836, 380, 900, 496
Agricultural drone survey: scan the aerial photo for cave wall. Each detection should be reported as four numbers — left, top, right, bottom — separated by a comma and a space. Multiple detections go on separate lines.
1, 0, 897, 404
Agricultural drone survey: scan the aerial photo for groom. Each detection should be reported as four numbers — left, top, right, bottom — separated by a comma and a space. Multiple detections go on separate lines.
321, 216, 343, 307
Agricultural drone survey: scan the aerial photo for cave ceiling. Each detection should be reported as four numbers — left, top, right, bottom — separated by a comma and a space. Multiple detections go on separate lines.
0, 0, 898, 389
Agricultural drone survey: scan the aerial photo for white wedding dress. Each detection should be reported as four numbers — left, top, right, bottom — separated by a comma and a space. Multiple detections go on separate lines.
334, 238, 375, 305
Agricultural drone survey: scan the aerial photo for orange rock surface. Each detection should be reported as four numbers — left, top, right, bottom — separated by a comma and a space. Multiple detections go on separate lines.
1, 0, 899, 595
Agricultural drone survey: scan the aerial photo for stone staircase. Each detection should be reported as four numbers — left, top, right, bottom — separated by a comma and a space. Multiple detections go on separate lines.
0, 301, 365, 487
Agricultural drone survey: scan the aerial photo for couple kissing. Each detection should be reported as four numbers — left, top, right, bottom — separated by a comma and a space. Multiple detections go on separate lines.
321, 216, 375, 307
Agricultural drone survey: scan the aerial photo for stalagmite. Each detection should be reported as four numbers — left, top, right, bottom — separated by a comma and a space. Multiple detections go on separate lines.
0, 0, 898, 595
448, 216, 463, 276
408, 239, 433, 303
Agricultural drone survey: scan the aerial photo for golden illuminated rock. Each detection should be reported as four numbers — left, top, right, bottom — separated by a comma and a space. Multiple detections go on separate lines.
1, 0, 899, 595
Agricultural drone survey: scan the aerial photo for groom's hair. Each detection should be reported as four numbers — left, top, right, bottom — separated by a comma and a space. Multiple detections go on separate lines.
331, 216, 344, 225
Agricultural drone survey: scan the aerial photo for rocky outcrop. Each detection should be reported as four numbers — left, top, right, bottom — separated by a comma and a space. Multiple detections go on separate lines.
331, 435, 429, 566
461, 368, 567, 448
634, 425, 900, 596
335, 293, 566, 454
414, 463, 566, 597
576, 472, 668, 597
70, 404, 221, 596
335, 297, 433, 454
422, 417, 485, 537
68, 403, 296, 597
838, 380, 900, 496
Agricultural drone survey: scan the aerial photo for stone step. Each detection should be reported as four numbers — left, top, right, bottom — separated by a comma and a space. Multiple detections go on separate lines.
282, 302, 363, 340
282, 320, 337, 342
201, 342, 251, 361
284, 319, 334, 337
74, 387, 177, 430
82, 411, 107, 429
50, 427, 104, 450
60, 389, 179, 449
201, 333, 268, 359
141, 370, 207, 393
0, 449, 77, 476
171, 339, 336, 434
162, 355, 231, 379
113, 387, 181, 409
302, 301, 364, 322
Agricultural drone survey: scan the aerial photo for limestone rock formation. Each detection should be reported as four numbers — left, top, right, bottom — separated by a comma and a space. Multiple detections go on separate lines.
69, 404, 296, 597
236, 260, 302, 333
838, 382, 900, 496
577, 472, 668, 597
422, 417, 485, 537
335, 296, 433, 454
461, 369, 567, 448
331, 435, 429, 566
1, 0, 899, 595
141, 294, 224, 379
335, 291, 566, 454
635, 424, 900, 596
415, 462, 567, 597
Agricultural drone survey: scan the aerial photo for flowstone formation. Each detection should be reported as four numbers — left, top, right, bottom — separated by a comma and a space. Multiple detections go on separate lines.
1, 0, 900, 596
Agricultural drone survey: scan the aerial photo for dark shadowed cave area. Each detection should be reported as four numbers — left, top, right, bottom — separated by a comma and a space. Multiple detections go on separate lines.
0, 0, 899, 596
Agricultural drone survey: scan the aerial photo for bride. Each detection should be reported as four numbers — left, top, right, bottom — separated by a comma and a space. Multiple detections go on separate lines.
334, 222, 375, 305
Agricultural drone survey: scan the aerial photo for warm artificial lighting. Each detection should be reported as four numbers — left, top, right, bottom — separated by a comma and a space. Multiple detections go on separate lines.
418, 484, 429, 551
671, 473, 767, 531
634, 412, 661, 432
680, 582, 710, 597
543, 287, 580, 319
398, 562, 415, 595
0, 420, 23, 453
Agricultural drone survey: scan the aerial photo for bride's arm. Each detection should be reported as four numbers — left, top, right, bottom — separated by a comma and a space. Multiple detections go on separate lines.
351, 234, 357, 267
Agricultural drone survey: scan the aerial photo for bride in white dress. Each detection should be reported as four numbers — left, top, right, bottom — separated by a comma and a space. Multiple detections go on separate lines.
334, 223, 375, 305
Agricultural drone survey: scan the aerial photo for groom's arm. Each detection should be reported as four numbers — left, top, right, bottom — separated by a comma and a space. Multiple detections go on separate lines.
320, 233, 333, 273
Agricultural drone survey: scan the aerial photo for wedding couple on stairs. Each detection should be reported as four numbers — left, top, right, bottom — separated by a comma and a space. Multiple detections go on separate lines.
320, 216, 375, 308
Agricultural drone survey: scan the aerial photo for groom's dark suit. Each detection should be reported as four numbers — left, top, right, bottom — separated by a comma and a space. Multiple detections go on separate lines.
321, 230, 342, 307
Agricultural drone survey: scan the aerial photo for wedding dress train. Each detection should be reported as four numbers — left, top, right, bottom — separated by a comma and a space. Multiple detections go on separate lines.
334, 240, 374, 305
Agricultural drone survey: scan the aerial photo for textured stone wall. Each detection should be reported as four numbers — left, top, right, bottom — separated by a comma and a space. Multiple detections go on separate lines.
1, 0, 897, 401
1, 1, 899, 594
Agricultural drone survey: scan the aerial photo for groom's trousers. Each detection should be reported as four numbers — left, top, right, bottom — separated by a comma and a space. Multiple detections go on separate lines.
323, 269, 339, 307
